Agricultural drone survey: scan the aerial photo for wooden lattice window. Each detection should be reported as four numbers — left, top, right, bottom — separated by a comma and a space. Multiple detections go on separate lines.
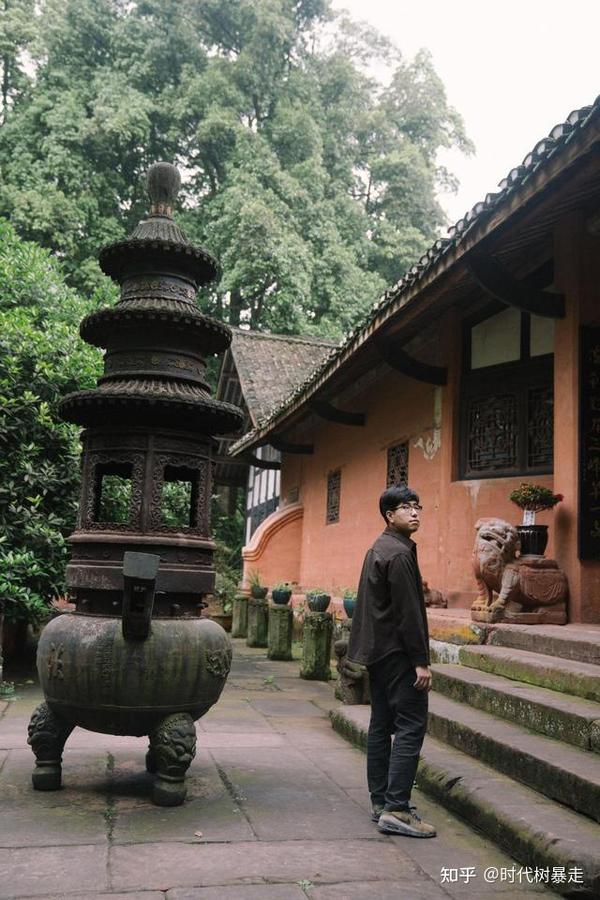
528, 386, 554, 469
326, 470, 341, 524
387, 442, 409, 487
460, 307, 553, 479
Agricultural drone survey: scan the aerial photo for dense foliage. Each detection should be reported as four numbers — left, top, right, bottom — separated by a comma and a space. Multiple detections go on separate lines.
0, 220, 103, 624
0, 0, 472, 339
0, 1, 472, 626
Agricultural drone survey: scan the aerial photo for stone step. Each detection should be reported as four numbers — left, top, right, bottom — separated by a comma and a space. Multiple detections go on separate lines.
431, 663, 600, 752
489, 624, 600, 665
459, 644, 600, 702
330, 704, 600, 899
428, 692, 600, 823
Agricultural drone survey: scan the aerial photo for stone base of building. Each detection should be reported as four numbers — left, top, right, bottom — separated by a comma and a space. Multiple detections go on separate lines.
472, 603, 568, 625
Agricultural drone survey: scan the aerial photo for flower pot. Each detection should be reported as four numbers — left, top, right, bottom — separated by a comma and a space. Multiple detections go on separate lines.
343, 597, 356, 619
250, 586, 268, 600
209, 612, 233, 632
307, 593, 330, 613
516, 525, 548, 556
272, 589, 292, 605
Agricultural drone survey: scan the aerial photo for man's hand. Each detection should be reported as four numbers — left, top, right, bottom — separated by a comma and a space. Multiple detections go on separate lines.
414, 666, 432, 691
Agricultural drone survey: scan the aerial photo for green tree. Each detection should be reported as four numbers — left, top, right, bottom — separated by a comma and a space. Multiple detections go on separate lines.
0, 0, 36, 125
0, 0, 472, 337
0, 219, 103, 624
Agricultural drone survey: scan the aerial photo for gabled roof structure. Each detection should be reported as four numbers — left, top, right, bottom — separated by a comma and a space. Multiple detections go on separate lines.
218, 329, 336, 427
230, 95, 600, 457
215, 329, 335, 485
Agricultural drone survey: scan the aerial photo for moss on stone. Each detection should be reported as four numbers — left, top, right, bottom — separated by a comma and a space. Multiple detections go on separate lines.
459, 646, 600, 703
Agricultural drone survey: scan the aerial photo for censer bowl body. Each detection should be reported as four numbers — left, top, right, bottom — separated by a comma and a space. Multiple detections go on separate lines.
37, 614, 231, 736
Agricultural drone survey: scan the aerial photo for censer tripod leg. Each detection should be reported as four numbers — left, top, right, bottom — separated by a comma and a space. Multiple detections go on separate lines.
27, 702, 74, 791
148, 712, 197, 807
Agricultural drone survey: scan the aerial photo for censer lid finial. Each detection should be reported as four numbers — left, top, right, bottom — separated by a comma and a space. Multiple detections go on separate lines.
146, 162, 181, 217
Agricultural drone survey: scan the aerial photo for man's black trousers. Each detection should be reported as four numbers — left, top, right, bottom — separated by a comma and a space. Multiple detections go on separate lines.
366, 650, 428, 810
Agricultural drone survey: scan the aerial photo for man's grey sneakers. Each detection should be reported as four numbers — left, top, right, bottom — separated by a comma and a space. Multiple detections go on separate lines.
377, 806, 436, 838
371, 803, 385, 822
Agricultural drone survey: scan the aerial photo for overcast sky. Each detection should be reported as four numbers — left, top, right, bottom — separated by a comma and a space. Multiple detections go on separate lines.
332, 0, 599, 229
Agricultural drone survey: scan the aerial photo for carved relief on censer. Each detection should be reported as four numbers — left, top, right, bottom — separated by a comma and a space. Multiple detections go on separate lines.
27, 163, 244, 806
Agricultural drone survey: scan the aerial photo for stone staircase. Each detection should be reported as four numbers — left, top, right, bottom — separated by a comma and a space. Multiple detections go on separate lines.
331, 618, 600, 899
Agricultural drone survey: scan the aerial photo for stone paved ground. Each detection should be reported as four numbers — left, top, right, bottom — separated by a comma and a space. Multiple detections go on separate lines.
0, 640, 557, 899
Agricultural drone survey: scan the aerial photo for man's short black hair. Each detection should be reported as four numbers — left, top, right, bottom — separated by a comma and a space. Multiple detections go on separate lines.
379, 485, 420, 523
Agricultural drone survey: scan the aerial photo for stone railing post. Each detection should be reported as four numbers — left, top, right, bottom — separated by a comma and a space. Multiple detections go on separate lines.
300, 611, 333, 680
231, 595, 249, 638
246, 598, 268, 648
267, 604, 293, 661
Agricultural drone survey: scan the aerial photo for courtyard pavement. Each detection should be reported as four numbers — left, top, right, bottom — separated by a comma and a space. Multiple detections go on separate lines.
0, 639, 557, 899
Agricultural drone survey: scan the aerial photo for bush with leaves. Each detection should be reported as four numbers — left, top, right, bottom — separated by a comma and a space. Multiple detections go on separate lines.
0, 219, 105, 625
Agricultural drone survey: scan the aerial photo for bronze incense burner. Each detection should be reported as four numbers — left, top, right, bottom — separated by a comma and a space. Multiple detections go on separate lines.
27, 163, 243, 806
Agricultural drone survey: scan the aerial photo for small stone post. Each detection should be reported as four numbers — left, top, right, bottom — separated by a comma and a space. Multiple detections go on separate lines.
246, 598, 268, 647
232, 595, 249, 638
268, 604, 293, 661
300, 611, 333, 680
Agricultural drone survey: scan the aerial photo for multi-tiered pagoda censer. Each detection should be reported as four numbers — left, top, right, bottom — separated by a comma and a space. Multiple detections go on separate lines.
27, 163, 244, 806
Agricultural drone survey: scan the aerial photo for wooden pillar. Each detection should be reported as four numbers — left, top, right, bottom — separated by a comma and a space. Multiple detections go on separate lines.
436, 306, 463, 602
553, 211, 600, 623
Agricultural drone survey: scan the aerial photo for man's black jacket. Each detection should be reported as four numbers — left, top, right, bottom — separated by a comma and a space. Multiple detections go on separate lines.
347, 526, 430, 668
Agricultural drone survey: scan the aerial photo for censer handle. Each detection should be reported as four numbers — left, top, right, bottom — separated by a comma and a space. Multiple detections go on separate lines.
122, 552, 161, 641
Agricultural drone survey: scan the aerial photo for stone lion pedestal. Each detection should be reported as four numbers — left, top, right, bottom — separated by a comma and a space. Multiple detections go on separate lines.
471, 518, 568, 625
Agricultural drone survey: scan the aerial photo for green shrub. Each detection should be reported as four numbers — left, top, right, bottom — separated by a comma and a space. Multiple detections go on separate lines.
0, 219, 105, 624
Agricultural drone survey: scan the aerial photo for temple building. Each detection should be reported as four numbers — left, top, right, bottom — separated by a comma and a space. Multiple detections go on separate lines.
229, 96, 600, 624
214, 329, 334, 542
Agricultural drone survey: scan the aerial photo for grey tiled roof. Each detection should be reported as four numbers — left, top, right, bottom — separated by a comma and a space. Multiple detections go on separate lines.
230, 95, 600, 454
229, 329, 336, 426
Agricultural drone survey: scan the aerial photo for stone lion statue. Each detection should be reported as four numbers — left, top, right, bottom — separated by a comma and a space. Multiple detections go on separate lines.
471, 517, 568, 624
333, 640, 370, 705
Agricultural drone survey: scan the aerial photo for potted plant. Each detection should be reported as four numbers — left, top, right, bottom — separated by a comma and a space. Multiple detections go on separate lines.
209, 573, 235, 631
509, 483, 563, 556
305, 588, 331, 613
271, 582, 292, 605
248, 570, 268, 600
342, 587, 357, 619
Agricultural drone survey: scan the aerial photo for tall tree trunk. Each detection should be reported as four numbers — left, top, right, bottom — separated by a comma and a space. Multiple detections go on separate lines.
229, 289, 242, 327
227, 486, 238, 517
1, 55, 9, 125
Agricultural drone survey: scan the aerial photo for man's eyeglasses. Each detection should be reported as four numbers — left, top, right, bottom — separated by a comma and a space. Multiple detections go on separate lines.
393, 503, 423, 512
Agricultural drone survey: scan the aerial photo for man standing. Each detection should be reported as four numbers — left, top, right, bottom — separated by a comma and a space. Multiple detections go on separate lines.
347, 485, 436, 838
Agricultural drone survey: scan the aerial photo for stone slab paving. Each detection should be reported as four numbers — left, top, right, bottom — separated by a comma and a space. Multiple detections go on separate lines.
0, 640, 557, 899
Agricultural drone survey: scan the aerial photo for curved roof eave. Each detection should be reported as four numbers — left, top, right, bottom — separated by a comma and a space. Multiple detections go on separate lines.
230, 96, 600, 457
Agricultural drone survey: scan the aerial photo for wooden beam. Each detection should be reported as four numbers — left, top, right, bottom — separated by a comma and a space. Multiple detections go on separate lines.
466, 251, 565, 318
269, 436, 314, 455
244, 454, 281, 471
213, 454, 248, 468
309, 399, 365, 426
375, 337, 447, 385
